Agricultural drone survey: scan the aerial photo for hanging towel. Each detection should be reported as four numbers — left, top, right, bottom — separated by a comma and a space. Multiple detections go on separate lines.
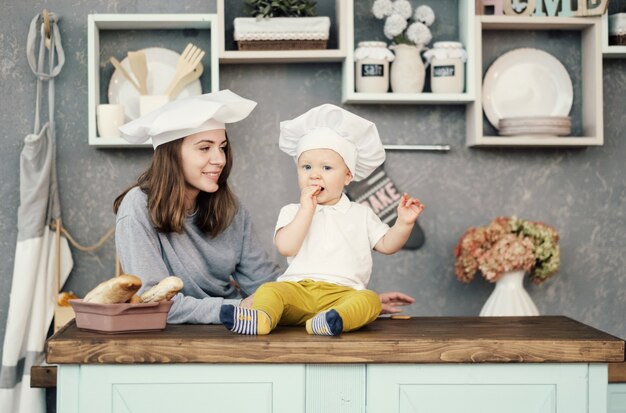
0, 11, 73, 413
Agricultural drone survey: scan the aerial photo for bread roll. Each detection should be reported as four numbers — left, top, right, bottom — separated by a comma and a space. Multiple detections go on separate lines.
140, 276, 184, 303
128, 294, 143, 304
57, 291, 79, 307
83, 274, 142, 304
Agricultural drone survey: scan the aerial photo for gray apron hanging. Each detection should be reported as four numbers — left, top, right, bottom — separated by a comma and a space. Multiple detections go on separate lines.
0, 12, 72, 413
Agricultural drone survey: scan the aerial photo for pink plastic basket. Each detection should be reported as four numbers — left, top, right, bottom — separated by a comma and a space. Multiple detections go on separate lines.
69, 299, 173, 334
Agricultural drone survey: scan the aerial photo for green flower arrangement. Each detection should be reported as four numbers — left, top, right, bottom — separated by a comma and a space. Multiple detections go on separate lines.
454, 217, 560, 285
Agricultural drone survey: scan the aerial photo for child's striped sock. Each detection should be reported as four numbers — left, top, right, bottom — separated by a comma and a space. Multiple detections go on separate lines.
220, 305, 271, 335
306, 309, 343, 336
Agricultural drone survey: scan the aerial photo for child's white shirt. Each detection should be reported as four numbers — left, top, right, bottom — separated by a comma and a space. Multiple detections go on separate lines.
274, 194, 389, 290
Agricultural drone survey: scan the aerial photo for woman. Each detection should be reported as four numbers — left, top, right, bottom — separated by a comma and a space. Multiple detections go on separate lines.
114, 90, 414, 324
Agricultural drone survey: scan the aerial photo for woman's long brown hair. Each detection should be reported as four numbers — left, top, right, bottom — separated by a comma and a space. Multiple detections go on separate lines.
113, 134, 238, 237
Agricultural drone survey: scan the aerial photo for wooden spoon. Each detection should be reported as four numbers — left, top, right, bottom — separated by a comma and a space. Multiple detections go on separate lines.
127, 51, 148, 95
109, 57, 141, 93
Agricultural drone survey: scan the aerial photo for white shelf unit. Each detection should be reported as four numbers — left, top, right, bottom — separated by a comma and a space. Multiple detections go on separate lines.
87, 14, 219, 148
466, 15, 603, 147
217, 0, 347, 64
601, 13, 626, 58
342, 0, 476, 104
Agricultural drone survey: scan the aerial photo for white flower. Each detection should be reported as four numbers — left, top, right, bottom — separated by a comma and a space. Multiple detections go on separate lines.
414, 5, 435, 27
372, 0, 394, 19
406, 22, 432, 46
392, 0, 413, 20
384, 14, 408, 40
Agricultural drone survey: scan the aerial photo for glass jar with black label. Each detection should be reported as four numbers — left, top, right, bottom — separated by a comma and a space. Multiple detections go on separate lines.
423, 41, 467, 93
354, 41, 395, 93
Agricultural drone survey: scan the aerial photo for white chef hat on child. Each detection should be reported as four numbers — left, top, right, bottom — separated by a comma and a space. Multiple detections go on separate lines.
118, 89, 257, 149
279, 104, 385, 182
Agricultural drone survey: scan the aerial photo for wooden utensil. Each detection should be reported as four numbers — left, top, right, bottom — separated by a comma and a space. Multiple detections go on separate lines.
164, 43, 205, 97
109, 57, 141, 93
168, 62, 203, 99
127, 51, 148, 95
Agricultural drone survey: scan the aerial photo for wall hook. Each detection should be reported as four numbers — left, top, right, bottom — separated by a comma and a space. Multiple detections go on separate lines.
42, 9, 51, 49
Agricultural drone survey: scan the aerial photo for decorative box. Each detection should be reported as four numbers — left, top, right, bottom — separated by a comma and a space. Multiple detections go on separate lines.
233, 16, 330, 50
69, 299, 173, 334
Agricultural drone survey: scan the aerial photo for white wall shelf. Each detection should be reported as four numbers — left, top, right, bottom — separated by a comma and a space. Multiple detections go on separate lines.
467, 15, 603, 148
216, 0, 347, 64
342, 0, 476, 104
87, 14, 219, 148
601, 13, 626, 58
86, 5, 607, 149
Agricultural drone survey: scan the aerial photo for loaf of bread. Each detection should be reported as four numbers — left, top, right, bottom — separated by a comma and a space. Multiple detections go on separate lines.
128, 294, 143, 304
83, 274, 142, 304
57, 291, 79, 307
140, 276, 184, 303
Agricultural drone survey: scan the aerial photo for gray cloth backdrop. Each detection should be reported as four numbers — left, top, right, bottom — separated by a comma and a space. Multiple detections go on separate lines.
1, 0, 625, 389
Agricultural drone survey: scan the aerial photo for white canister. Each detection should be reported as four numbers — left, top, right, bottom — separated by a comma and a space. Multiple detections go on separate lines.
354, 41, 395, 93
423, 41, 467, 94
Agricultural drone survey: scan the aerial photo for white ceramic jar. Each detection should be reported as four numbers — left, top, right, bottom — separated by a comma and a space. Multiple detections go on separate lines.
423, 41, 467, 94
354, 41, 395, 93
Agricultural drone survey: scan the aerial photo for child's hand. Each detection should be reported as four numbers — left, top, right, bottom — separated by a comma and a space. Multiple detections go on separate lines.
300, 185, 321, 211
396, 193, 424, 225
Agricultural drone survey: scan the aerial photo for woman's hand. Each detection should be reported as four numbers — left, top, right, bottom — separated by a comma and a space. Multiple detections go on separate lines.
378, 291, 415, 314
240, 294, 254, 308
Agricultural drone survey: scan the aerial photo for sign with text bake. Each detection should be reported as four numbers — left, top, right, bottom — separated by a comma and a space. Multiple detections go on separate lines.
345, 165, 425, 250
477, 0, 609, 17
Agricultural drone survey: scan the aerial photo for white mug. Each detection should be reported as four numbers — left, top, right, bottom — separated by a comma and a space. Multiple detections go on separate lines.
97, 104, 125, 138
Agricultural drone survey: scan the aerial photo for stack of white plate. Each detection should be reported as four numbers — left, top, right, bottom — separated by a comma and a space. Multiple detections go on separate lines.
482, 48, 574, 138
498, 116, 571, 136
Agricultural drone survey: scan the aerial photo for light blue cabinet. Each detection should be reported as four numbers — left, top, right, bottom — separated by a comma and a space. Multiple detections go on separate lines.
609, 383, 626, 413
58, 364, 306, 413
57, 363, 609, 413
367, 364, 607, 413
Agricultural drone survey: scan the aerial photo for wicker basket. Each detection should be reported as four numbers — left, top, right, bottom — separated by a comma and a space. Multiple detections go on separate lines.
237, 39, 328, 51
609, 35, 626, 46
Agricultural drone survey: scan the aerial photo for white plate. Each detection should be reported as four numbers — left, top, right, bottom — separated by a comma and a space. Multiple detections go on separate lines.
482, 48, 573, 130
108, 47, 203, 121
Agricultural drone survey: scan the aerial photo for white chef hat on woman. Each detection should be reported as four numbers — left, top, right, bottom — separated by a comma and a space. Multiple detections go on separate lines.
118, 89, 257, 149
279, 104, 385, 182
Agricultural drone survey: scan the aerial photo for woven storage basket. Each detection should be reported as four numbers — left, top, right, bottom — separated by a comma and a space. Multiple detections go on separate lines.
237, 39, 327, 51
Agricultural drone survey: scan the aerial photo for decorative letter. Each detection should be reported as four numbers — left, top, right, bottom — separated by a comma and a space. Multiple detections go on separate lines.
575, 0, 608, 17
368, 195, 384, 214
534, 0, 573, 16
504, 0, 537, 16
384, 182, 402, 201
375, 188, 393, 209
477, 0, 504, 15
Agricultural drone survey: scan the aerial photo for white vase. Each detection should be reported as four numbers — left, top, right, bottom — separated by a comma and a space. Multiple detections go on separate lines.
390, 44, 425, 93
479, 270, 539, 316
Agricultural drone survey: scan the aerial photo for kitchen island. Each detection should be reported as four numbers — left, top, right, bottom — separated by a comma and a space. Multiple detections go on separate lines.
46, 316, 625, 413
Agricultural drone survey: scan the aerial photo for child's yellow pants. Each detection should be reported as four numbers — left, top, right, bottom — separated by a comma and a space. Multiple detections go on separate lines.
252, 279, 382, 332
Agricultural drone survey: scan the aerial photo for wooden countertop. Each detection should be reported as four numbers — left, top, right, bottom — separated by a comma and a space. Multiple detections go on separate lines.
46, 316, 625, 365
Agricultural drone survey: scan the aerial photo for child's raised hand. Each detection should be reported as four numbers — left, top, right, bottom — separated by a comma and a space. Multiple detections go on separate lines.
300, 185, 321, 211
397, 193, 424, 225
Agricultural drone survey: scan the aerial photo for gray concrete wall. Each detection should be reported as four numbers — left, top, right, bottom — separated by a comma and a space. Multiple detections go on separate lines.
1, 0, 625, 377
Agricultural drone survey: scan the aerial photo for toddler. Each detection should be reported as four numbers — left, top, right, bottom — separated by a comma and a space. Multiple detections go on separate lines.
220, 104, 423, 335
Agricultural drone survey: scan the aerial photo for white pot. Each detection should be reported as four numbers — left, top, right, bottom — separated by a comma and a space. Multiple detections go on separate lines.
479, 270, 539, 316
431, 57, 465, 93
424, 41, 467, 94
390, 44, 425, 93
354, 41, 394, 93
